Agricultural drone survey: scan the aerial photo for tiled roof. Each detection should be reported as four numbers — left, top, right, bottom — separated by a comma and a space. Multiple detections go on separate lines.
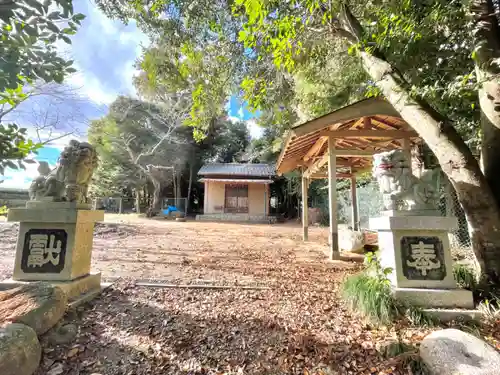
198, 163, 276, 177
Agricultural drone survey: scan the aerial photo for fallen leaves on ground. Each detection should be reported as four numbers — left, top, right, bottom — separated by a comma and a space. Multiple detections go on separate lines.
10, 218, 496, 375
36, 279, 442, 375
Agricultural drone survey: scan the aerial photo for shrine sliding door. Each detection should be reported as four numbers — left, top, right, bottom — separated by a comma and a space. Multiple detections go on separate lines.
224, 184, 249, 213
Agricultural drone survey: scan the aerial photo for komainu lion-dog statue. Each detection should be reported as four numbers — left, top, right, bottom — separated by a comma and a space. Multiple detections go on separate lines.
29, 140, 98, 204
373, 149, 440, 212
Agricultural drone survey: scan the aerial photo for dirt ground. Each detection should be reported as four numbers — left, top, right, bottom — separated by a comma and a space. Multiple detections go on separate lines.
4, 216, 499, 375
1, 214, 360, 286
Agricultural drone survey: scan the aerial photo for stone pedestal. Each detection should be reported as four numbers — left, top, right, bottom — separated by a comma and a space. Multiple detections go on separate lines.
5, 202, 104, 305
369, 214, 473, 309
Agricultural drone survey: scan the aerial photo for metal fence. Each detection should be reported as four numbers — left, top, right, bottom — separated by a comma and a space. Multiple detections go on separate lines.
92, 197, 145, 214
439, 180, 472, 259
336, 177, 472, 256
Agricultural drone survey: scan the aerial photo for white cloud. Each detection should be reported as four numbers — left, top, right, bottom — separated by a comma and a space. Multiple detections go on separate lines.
1, 162, 51, 190
66, 69, 117, 106
246, 118, 263, 139
56, 2, 151, 106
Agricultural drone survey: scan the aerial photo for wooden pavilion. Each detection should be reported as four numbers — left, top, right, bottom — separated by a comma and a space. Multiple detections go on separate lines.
276, 97, 421, 259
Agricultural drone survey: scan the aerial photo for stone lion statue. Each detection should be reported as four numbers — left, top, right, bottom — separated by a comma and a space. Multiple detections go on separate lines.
29, 140, 98, 204
373, 149, 440, 212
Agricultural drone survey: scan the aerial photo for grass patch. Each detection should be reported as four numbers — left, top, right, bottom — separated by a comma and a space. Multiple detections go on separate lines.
453, 263, 478, 291
478, 297, 500, 322
342, 273, 436, 326
342, 273, 398, 324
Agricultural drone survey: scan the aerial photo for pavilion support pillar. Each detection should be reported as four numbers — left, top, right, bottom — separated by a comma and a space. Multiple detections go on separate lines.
350, 170, 359, 231
204, 180, 209, 214
301, 170, 309, 241
328, 135, 339, 259
401, 138, 412, 173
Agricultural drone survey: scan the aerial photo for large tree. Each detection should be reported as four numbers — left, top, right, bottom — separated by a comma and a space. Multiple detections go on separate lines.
470, 0, 500, 206
89, 96, 193, 213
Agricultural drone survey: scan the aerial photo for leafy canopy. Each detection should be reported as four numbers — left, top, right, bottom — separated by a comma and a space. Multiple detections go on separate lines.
0, 0, 85, 172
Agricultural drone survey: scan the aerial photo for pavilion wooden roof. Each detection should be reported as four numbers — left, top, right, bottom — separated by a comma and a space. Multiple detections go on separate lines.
276, 98, 421, 177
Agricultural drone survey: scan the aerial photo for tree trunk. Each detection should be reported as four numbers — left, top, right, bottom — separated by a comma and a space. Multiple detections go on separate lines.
135, 188, 141, 214
470, 0, 500, 209
341, 5, 500, 283
187, 162, 193, 213
150, 177, 162, 215
176, 172, 182, 205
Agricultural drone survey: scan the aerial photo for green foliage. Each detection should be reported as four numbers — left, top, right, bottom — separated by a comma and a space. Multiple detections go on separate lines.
0, 0, 84, 92
342, 273, 399, 325
0, 124, 40, 175
0, 0, 83, 170
478, 297, 500, 322
210, 120, 250, 163
453, 263, 479, 292
0, 205, 8, 216
343, 251, 435, 326
88, 95, 250, 200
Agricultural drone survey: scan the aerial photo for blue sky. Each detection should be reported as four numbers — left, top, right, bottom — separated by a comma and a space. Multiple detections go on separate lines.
2, 0, 261, 189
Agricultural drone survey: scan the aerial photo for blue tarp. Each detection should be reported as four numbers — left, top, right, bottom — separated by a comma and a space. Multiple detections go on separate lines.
162, 205, 179, 216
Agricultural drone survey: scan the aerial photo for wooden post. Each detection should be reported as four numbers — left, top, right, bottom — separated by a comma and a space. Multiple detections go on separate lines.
328, 135, 339, 259
402, 138, 412, 173
350, 171, 359, 231
118, 197, 123, 214
204, 181, 209, 214
264, 185, 267, 217
301, 171, 309, 241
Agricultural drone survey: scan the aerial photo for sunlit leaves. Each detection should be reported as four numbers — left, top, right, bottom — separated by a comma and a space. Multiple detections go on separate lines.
0, 124, 41, 175
0, 0, 84, 92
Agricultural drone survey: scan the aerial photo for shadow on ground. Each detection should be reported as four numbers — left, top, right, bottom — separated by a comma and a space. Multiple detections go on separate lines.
35, 282, 399, 375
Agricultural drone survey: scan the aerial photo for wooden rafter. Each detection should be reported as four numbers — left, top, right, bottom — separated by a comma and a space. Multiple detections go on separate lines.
319, 129, 418, 138
371, 116, 401, 130
303, 136, 328, 162
310, 173, 352, 179
304, 152, 330, 178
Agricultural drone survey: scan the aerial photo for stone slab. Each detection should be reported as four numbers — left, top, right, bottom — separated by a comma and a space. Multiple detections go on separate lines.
423, 309, 483, 323
0, 274, 102, 303
25, 201, 91, 210
8, 207, 104, 224
380, 209, 441, 217
51, 273, 101, 300
394, 287, 474, 309
196, 214, 277, 224
370, 215, 458, 231
68, 288, 102, 309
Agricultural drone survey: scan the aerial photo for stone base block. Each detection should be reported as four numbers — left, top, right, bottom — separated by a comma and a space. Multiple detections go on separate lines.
8, 208, 104, 281
369, 215, 458, 289
393, 287, 474, 309
196, 213, 277, 224
0, 273, 102, 304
